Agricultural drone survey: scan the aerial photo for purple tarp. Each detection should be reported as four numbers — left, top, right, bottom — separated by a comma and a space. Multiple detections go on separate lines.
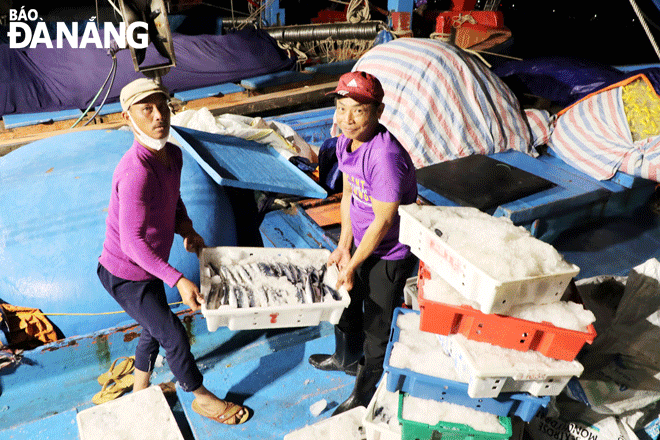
0, 27, 295, 116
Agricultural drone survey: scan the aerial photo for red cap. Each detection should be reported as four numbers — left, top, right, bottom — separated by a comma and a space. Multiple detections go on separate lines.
327, 71, 384, 104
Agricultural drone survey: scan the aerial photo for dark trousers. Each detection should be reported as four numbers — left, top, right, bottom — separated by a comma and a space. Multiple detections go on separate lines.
97, 263, 203, 392
337, 254, 417, 369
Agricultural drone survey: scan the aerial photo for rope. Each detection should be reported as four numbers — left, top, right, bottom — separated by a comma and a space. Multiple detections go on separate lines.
347, 0, 370, 24
452, 13, 477, 27
628, 0, 660, 61
43, 301, 184, 316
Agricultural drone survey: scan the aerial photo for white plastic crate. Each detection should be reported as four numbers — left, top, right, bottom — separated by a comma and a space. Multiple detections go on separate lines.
284, 406, 367, 440
438, 333, 584, 399
199, 247, 350, 331
403, 277, 418, 311
363, 374, 402, 440
398, 205, 579, 314
77, 386, 183, 440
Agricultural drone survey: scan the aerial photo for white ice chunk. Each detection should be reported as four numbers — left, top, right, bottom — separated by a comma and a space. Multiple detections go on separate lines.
401, 205, 575, 281
310, 399, 327, 417
388, 313, 464, 382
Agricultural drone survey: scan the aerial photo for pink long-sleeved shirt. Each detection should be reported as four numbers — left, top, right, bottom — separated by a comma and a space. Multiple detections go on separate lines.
99, 140, 191, 288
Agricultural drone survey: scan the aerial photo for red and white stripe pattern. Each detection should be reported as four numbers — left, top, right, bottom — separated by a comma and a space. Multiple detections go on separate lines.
344, 38, 536, 167
549, 80, 660, 182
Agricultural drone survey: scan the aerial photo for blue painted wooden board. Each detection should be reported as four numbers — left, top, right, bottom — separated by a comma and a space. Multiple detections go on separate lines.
267, 106, 335, 126
267, 106, 335, 146
541, 147, 654, 191
2, 108, 82, 128
304, 60, 357, 75
260, 205, 337, 250
416, 183, 461, 207
170, 126, 327, 199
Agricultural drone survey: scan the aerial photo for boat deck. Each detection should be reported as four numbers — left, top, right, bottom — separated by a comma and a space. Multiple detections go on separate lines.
3, 101, 660, 439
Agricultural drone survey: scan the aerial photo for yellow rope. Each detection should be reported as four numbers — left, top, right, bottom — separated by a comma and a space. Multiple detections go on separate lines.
43, 302, 184, 316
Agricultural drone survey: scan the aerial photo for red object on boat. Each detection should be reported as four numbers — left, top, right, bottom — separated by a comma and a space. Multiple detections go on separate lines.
416, 261, 597, 362
431, 10, 505, 34
391, 11, 412, 32
311, 9, 348, 24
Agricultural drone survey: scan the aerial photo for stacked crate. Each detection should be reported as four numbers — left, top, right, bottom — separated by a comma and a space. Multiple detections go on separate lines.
368, 205, 595, 440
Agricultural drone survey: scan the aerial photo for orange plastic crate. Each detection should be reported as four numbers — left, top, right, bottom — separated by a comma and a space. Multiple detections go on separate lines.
417, 264, 596, 361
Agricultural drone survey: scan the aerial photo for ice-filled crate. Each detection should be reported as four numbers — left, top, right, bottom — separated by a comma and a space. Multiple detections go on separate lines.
384, 308, 550, 422
438, 331, 584, 398
398, 205, 580, 314
362, 374, 401, 440
417, 264, 597, 361
398, 392, 512, 440
199, 247, 350, 331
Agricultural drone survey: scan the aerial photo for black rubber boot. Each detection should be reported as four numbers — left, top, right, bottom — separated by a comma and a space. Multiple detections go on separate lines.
308, 326, 364, 376
332, 359, 383, 416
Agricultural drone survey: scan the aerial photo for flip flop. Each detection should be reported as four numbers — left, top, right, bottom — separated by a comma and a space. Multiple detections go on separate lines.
97, 356, 135, 385
192, 399, 250, 425
92, 374, 135, 405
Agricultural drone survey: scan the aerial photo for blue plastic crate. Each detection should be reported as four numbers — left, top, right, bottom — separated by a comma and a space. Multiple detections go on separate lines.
384, 308, 550, 422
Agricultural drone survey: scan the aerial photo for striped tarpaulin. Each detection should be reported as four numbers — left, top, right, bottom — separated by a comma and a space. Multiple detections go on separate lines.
549, 74, 660, 182
338, 38, 538, 168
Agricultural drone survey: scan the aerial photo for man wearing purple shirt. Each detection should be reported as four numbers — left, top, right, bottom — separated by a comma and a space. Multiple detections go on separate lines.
97, 78, 248, 425
309, 71, 418, 415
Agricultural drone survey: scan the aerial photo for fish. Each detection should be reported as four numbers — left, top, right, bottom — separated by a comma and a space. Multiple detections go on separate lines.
303, 268, 315, 304
245, 287, 256, 308
322, 284, 341, 301
232, 285, 244, 308
208, 275, 223, 309
258, 262, 277, 277
307, 267, 323, 303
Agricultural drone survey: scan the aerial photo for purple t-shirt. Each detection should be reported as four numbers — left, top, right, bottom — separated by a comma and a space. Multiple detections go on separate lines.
99, 140, 191, 288
336, 125, 417, 260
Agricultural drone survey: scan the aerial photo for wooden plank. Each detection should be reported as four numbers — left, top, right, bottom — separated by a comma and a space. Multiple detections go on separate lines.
205, 81, 337, 116
304, 201, 341, 227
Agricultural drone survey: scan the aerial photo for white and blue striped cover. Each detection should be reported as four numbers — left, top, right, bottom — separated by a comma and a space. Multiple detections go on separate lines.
549, 74, 660, 182
339, 38, 539, 168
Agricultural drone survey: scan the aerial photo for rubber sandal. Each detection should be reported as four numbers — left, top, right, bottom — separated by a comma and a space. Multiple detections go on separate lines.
92, 374, 135, 405
191, 399, 250, 425
97, 356, 135, 385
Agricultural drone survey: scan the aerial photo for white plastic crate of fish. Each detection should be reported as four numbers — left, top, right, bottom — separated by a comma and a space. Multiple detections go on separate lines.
199, 247, 350, 331
437, 333, 584, 399
398, 204, 580, 314
362, 373, 402, 440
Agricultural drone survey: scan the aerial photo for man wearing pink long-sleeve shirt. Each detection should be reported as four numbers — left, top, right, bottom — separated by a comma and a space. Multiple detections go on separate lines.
97, 78, 249, 425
